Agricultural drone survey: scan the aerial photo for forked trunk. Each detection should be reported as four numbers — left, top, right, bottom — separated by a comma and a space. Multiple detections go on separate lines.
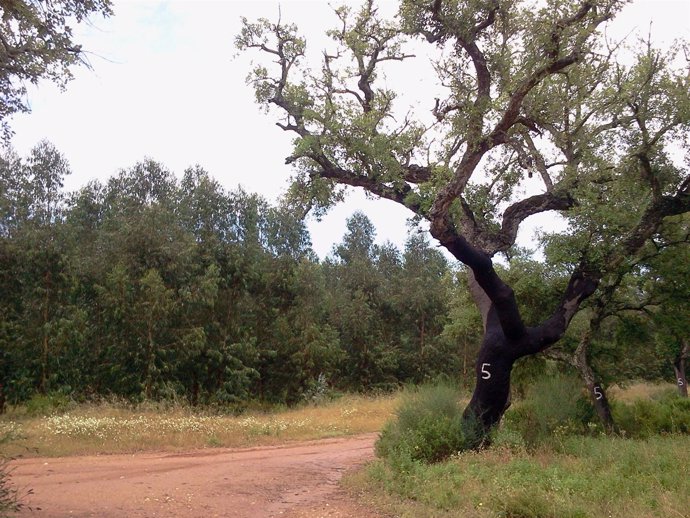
460, 269, 599, 448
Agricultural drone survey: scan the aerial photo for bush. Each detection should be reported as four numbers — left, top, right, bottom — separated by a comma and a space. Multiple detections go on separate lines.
613, 392, 690, 438
23, 392, 73, 416
503, 374, 593, 447
0, 458, 21, 516
0, 432, 23, 516
375, 383, 466, 464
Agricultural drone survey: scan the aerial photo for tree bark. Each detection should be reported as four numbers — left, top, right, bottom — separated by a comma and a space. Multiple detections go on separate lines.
572, 330, 616, 433
461, 329, 515, 448
673, 340, 688, 398
461, 271, 514, 447
459, 264, 599, 448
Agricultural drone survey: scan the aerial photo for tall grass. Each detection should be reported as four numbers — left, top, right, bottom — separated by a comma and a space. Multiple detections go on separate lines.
1, 431, 23, 516
357, 435, 689, 518
356, 380, 689, 518
0, 393, 399, 457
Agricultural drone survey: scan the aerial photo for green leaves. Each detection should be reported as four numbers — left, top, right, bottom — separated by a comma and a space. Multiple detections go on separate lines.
0, 0, 112, 138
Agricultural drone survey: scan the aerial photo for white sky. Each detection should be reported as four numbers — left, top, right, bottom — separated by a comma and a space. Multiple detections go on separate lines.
8, 0, 690, 259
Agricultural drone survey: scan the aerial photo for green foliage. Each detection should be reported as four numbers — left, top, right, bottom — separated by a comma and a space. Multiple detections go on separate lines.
0, 143, 475, 408
362, 434, 690, 518
23, 392, 73, 417
376, 383, 467, 464
613, 392, 690, 438
503, 374, 595, 447
504, 375, 690, 448
0, 0, 112, 138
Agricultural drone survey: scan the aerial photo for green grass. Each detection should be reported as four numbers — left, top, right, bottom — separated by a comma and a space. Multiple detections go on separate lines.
352, 381, 689, 518
353, 435, 689, 518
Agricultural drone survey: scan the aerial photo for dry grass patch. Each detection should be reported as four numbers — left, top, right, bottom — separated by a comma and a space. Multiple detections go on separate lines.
609, 381, 676, 402
0, 393, 399, 457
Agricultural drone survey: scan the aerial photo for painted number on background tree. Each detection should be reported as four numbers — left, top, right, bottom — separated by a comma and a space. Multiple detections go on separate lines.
481, 363, 491, 380
593, 387, 603, 400
679, 378, 685, 387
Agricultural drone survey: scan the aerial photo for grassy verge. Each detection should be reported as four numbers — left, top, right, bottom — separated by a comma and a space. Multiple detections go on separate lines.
352, 381, 688, 518
0, 393, 399, 457
349, 434, 689, 518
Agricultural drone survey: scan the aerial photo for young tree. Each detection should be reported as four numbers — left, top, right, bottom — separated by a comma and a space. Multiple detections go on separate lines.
238, 0, 690, 445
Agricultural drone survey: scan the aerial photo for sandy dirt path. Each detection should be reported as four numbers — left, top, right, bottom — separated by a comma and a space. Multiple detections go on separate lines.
9, 433, 385, 518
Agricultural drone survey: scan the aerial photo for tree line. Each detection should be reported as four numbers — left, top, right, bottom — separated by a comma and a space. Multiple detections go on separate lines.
0, 141, 470, 408
1, 141, 685, 413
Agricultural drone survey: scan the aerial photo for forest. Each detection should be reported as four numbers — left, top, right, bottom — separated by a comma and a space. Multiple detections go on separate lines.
0, 140, 461, 408
0, 141, 686, 413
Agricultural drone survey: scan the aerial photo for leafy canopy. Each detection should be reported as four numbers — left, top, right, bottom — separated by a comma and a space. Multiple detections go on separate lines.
237, 0, 690, 269
0, 0, 112, 138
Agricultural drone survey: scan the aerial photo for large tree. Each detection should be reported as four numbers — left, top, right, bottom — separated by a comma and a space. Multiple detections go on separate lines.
237, 0, 690, 446
0, 0, 112, 138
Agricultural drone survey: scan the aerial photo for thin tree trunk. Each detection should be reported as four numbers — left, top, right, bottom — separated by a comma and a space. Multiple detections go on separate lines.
40, 270, 52, 394
419, 315, 426, 355
673, 339, 688, 398
572, 329, 616, 433
144, 321, 155, 399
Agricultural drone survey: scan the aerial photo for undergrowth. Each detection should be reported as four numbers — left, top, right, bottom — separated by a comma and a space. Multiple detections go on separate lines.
361, 380, 689, 518
376, 383, 468, 464
0, 431, 25, 517
359, 434, 689, 518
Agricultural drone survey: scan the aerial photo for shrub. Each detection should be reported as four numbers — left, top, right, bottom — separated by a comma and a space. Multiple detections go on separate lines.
503, 373, 593, 447
23, 392, 73, 416
613, 392, 690, 438
0, 432, 24, 515
375, 383, 466, 464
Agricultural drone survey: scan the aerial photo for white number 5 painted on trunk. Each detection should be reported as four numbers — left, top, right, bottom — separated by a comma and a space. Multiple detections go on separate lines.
593, 387, 603, 400
481, 363, 491, 380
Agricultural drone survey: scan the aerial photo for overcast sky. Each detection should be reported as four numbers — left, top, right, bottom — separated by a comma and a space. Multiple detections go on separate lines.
8, 0, 690, 258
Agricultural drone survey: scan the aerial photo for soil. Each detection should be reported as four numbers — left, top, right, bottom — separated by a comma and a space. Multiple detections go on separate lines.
9, 433, 387, 518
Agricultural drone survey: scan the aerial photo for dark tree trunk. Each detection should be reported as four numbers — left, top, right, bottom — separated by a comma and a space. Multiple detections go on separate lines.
461, 329, 515, 448
460, 269, 598, 448
673, 340, 688, 398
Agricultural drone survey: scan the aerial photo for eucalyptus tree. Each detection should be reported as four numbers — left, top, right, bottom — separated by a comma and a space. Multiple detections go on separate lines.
326, 211, 399, 388
238, 0, 690, 445
0, 142, 73, 394
397, 232, 452, 381
0, 0, 112, 138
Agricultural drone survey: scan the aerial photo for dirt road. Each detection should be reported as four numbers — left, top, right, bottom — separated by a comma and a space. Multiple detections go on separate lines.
9, 433, 385, 518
